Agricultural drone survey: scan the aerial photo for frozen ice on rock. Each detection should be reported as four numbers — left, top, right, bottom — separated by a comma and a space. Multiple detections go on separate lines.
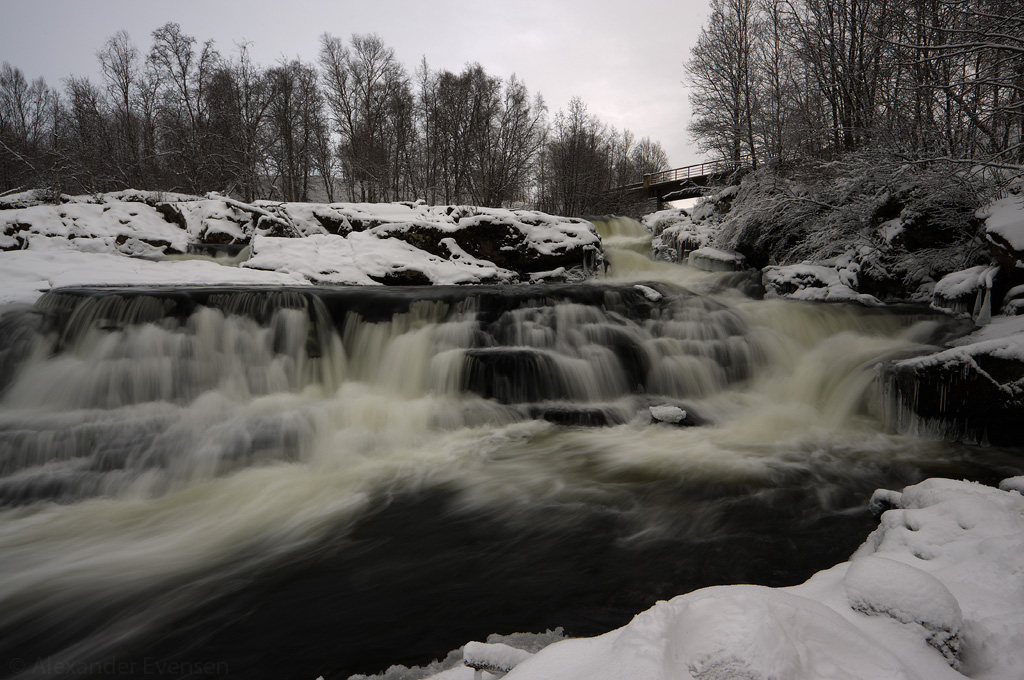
632, 284, 663, 301
649, 404, 686, 423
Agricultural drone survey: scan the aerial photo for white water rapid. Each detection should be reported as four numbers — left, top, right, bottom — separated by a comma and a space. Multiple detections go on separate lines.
0, 217, 1019, 680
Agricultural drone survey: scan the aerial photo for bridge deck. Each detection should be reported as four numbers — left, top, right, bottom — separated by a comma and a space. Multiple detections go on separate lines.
643, 156, 751, 188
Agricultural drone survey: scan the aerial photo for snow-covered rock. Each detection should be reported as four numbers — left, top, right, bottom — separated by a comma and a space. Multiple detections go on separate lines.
463, 641, 533, 675
980, 195, 1024, 269
762, 263, 881, 305
844, 555, 963, 666
644, 206, 722, 264
932, 265, 1000, 320
687, 246, 745, 272
648, 404, 686, 424
632, 284, 663, 301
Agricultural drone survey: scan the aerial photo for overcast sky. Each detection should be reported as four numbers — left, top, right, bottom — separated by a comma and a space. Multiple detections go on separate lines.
0, 0, 710, 167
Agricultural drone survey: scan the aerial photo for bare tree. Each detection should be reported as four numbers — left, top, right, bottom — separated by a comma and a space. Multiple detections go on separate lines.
0, 64, 56, 191
147, 22, 221, 192
631, 136, 670, 177
686, 0, 761, 166
319, 32, 411, 202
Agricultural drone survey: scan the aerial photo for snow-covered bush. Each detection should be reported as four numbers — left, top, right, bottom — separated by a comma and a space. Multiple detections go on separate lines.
711, 157, 991, 301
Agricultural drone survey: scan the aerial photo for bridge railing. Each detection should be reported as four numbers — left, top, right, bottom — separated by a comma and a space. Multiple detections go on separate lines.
643, 156, 752, 188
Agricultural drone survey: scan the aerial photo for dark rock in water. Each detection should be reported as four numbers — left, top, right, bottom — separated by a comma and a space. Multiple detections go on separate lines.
527, 405, 616, 427
463, 348, 570, 403
886, 346, 1024, 446
367, 268, 435, 286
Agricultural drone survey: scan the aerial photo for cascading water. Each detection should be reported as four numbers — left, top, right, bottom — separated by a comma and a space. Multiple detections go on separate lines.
0, 218, 1021, 680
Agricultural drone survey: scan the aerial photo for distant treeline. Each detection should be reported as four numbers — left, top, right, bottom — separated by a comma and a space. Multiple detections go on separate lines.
686, 0, 1023, 172
0, 25, 670, 214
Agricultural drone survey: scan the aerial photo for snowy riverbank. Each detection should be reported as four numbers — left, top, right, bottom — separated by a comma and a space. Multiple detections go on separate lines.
358, 477, 1024, 680
0, 190, 603, 304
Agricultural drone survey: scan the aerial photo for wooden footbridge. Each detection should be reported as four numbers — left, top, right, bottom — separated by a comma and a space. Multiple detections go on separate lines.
609, 156, 752, 212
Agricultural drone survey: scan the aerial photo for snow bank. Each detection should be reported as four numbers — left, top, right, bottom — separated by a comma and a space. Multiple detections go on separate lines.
0, 248, 308, 306
415, 478, 1024, 680
244, 233, 516, 286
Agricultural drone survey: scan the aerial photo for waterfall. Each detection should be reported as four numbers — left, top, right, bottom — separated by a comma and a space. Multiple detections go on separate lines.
0, 221, 1020, 680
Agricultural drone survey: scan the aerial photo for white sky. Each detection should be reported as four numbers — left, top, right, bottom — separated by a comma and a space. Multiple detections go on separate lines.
0, 0, 710, 167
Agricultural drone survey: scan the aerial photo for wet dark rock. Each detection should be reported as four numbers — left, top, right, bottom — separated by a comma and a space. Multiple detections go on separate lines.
527, 405, 615, 427
255, 214, 300, 238
310, 211, 348, 235
463, 348, 570, 403
367, 268, 435, 286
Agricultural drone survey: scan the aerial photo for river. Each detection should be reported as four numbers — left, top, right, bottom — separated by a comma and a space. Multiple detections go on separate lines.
0, 218, 1020, 679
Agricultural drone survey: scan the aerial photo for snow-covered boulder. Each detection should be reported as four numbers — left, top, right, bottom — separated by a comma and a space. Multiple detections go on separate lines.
687, 246, 745, 272
648, 404, 686, 424
0, 190, 257, 255
644, 206, 722, 264
762, 263, 881, 305
980, 195, 1024, 269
